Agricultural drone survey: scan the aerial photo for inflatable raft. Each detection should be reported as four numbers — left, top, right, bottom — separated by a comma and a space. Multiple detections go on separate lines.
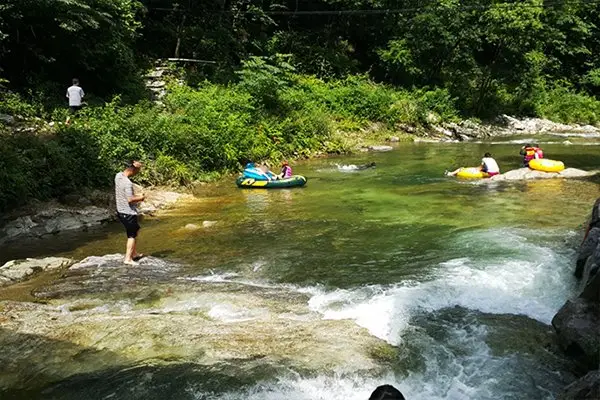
236, 175, 307, 189
455, 167, 489, 179
528, 159, 565, 173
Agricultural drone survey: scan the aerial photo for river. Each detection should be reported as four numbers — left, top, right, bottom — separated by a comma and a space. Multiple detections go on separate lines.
1, 134, 599, 399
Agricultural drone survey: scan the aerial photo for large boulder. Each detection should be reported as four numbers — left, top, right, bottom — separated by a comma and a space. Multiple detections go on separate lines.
552, 298, 600, 371
558, 370, 600, 400
0, 257, 74, 285
576, 228, 600, 278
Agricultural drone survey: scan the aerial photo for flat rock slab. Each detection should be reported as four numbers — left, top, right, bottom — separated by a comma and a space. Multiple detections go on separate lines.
490, 168, 598, 181
0, 257, 74, 285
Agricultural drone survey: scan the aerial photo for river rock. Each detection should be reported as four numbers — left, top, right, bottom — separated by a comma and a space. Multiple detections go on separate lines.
388, 136, 400, 142
0, 113, 15, 125
0, 206, 111, 245
368, 145, 393, 152
552, 298, 600, 370
581, 272, 600, 302
497, 115, 600, 134
0, 257, 74, 285
0, 190, 189, 245
576, 228, 600, 279
558, 370, 600, 400
137, 190, 186, 215
489, 168, 597, 181
185, 223, 200, 231
202, 221, 218, 228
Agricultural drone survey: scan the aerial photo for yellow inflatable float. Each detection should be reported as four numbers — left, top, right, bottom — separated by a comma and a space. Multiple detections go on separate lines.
456, 167, 489, 179
528, 159, 565, 173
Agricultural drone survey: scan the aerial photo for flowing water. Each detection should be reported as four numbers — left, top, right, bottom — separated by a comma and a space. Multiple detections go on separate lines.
1, 134, 600, 400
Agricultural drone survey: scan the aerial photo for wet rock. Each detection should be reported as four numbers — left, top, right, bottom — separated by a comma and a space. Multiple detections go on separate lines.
185, 223, 200, 231
202, 221, 218, 228
1, 269, 390, 391
551, 298, 600, 370
0, 257, 74, 285
558, 370, 600, 400
577, 230, 600, 279
33, 254, 178, 299
489, 168, 597, 181
581, 272, 600, 302
368, 145, 393, 152
388, 136, 400, 142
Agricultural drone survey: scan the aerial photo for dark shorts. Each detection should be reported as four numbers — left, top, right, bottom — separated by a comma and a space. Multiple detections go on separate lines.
117, 213, 140, 238
69, 105, 83, 114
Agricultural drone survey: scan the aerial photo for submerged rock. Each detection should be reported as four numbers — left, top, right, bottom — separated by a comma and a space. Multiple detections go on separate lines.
0, 257, 74, 286
202, 221, 218, 228
368, 145, 393, 152
489, 168, 597, 181
558, 370, 600, 400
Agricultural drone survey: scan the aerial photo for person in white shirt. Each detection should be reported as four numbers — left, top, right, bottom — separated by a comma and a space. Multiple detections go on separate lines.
480, 152, 500, 176
446, 152, 500, 177
66, 78, 85, 113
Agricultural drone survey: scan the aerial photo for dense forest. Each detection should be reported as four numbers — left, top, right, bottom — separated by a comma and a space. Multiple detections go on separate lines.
1, 0, 600, 211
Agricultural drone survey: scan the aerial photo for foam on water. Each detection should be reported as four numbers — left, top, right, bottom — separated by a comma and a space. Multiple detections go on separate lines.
308, 228, 575, 345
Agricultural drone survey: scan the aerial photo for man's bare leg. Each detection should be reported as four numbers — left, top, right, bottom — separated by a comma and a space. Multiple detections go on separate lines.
125, 238, 136, 263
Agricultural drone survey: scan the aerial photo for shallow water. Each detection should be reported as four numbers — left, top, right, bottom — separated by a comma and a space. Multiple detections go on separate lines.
1, 139, 600, 399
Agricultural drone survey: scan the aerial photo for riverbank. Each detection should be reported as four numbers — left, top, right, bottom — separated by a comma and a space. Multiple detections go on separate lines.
2, 123, 600, 246
0, 187, 192, 247
3, 70, 600, 217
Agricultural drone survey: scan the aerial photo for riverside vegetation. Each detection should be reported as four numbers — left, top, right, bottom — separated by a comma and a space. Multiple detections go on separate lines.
1, 0, 600, 214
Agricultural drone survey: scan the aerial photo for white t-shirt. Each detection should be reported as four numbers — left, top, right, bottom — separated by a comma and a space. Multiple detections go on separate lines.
67, 85, 84, 106
481, 157, 500, 173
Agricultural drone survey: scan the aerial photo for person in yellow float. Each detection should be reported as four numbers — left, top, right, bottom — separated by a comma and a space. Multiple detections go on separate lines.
445, 152, 500, 177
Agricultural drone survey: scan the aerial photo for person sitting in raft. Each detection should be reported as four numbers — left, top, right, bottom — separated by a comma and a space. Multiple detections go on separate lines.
243, 162, 275, 181
278, 160, 293, 179
520, 143, 543, 167
445, 152, 500, 177
533, 143, 544, 159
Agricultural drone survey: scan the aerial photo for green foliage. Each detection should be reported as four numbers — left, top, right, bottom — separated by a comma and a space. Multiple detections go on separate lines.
236, 54, 296, 110
535, 85, 600, 125
0, 0, 144, 101
0, 92, 41, 118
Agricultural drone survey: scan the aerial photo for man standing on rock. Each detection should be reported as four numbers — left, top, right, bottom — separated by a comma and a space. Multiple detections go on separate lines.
115, 161, 145, 265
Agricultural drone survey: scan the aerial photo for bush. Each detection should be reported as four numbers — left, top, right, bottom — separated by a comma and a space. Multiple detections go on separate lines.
535, 86, 600, 125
